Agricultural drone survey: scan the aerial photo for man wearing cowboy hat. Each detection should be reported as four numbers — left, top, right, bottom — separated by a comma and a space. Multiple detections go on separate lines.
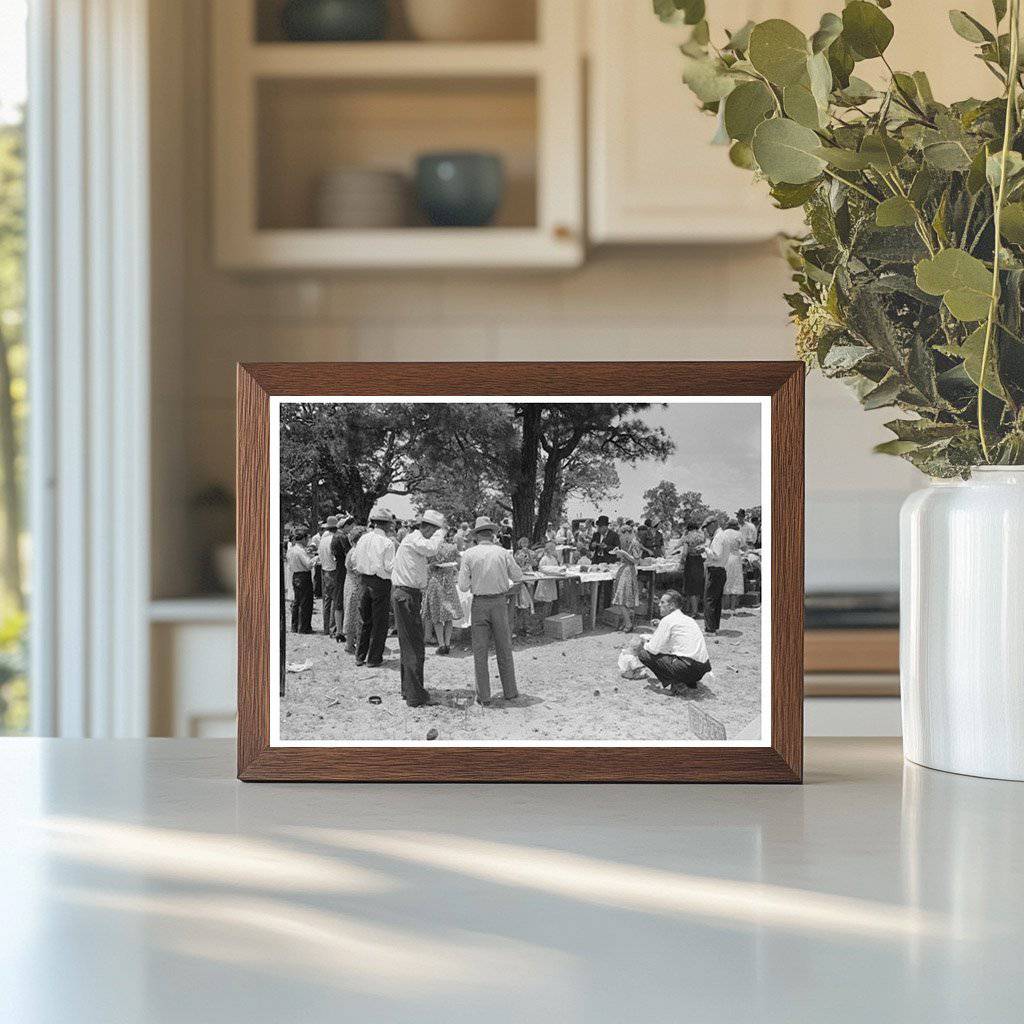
458, 516, 524, 705
352, 507, 398, 667
390, 509, 448, 706
317, 515, 341, 637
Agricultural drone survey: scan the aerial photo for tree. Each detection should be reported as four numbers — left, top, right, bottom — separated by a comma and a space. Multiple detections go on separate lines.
642, 481, 681, 525
0, 114, 25, 610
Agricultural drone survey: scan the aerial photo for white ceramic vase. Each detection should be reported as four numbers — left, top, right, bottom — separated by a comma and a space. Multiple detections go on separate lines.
900, 467, 1024, 780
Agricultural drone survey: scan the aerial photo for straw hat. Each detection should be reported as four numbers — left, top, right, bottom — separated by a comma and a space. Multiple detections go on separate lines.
420, 509, 445, 528
368, 507, 395, 524
472, 516, 500, 534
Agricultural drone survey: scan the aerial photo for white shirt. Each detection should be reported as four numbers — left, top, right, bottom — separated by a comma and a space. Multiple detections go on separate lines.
352, 528, 395, 579
317, 531, 337, 571
705, 528, 741, 568
644, 609, 709, 663
391, 528, 446, 590
458, 540, 524, 595
285, 543, 313, 574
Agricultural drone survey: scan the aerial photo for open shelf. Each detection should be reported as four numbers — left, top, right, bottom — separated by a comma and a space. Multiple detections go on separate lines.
213, 0, 581, 268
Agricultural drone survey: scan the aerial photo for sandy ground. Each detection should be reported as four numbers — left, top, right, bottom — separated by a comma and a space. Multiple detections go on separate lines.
280, 601, 763, 743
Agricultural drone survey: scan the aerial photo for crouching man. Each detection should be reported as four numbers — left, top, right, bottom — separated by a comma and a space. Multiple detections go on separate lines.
632, 589, 711, 694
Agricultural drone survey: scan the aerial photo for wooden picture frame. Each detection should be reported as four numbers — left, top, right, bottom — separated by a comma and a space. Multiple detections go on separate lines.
237, 362, 804, 782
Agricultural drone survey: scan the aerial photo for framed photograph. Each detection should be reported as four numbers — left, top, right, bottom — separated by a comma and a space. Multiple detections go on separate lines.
237, 362, 804, 782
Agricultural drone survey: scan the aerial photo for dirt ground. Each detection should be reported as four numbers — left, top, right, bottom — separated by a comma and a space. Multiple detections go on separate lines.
279, 600, 763, 743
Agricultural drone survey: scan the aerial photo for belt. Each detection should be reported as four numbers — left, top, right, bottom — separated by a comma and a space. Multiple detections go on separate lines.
393, 583, 422, 593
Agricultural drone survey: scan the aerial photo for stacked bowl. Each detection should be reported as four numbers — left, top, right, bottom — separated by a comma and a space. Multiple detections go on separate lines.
314, 167, 409, 229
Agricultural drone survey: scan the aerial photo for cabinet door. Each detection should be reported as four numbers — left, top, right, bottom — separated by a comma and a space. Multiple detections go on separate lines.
588, 1, 814, 243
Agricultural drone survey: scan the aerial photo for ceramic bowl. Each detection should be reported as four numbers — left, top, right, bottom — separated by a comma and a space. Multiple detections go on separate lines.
403, 0, 534, 42
415, 152, 504, 228
281, 0, 388, 42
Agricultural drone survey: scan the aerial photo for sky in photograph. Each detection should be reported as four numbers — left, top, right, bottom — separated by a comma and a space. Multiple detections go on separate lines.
376, 400, 763, 522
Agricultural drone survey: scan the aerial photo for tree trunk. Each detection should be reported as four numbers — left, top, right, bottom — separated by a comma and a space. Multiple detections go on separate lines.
510, 405, 541, 541
0, 326, 22, 609
533, 450, 563, 543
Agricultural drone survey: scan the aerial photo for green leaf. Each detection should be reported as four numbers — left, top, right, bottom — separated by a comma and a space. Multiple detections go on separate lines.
827, 35, 855, 89
770, 179, 820, 209
948, 10, 993, 44
915, 249, 994, 321
681, 55, 736, 103
912, 71, 935, 105
967, 143, 993, 193
994, 0, 1008, 24
923, 141, 973, 171
860, 133, 905, 172
1000, 202, 1024, 242
874, 439, 922, 456
724, 20, 755, 53
986, 150, 1024, 190
752, 117, 827, 184
807, 51, 833, 110
842, 1, 894, 60
783, 83, 822, 129
810, 12, 843, 54
654, 0, 705, 25
875, 196, 918, 228
748, 19, 810, 87
836, 75, 877, 104
862, 374, 902, 410
728, 140, 758, 170
959, 324, 1006, 398
723, 81, 775, 143
909, 165, 936, 205
815, 146, 872, 170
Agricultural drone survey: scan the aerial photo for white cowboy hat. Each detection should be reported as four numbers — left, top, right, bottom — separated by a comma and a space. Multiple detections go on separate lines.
472, 516, 500, 534
420, 509, 445, 528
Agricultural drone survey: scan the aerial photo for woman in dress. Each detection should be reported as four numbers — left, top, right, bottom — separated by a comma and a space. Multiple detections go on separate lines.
422, 538, 462, 654
512, 536, 536, 636
722, 517, 746, 614
341, 525, 366, 655
609, 523, 642, 632
681, 518, 706, 618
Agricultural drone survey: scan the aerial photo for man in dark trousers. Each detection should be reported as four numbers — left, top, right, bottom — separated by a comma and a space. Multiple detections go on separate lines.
352, 508, 397, 667
329, 513, 354, 641
286, 528, 315, 633
631, 589, 712, 694
390, 510, 447, 706
589, 514, 621, 611
701, 515, 728, 635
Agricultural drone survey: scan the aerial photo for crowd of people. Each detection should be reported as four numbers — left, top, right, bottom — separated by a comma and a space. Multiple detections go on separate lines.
283, 504, 761, 708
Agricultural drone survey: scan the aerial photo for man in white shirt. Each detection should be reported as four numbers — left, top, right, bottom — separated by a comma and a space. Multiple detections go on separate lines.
701, 515, 729, 635
317, 515, 340, 637
458, 517, 524, 704
391, 510, 446, 706
286, 528, 316, 634
632, 589, 711, 693
352, 508, 397, 667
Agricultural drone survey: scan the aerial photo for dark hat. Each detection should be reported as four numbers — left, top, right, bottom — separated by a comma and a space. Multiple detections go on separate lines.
596, 515, 609, 526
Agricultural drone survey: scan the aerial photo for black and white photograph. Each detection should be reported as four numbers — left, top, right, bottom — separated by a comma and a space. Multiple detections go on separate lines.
270, 396, 770, 745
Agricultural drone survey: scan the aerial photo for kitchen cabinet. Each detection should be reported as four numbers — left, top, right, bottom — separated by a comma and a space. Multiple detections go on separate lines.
587, 0, 999, 244
211, 0, 583, 269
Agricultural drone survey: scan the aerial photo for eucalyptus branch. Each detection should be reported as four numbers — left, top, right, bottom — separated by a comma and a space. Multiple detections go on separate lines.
979, 0, 1021, 462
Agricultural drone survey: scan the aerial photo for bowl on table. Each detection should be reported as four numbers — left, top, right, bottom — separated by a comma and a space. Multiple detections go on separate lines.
415, 152, 505, 228
403, 0, 534, 42
281, 0, 388, 42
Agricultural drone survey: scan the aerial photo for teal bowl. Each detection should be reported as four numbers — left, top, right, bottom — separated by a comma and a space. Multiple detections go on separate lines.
281, 0, 388, 42
415, 152, 505, 228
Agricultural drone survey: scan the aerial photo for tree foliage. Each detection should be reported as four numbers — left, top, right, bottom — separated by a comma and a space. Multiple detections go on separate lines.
663, 0, 1024, 474
279, 402, 675, 541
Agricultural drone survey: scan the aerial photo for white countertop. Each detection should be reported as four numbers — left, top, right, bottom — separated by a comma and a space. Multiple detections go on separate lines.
2, 738, 1021, 1023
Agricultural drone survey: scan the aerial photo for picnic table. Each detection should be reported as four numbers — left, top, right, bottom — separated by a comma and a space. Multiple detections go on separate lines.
522, 566, 619, 630
636, 560, 685, 622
